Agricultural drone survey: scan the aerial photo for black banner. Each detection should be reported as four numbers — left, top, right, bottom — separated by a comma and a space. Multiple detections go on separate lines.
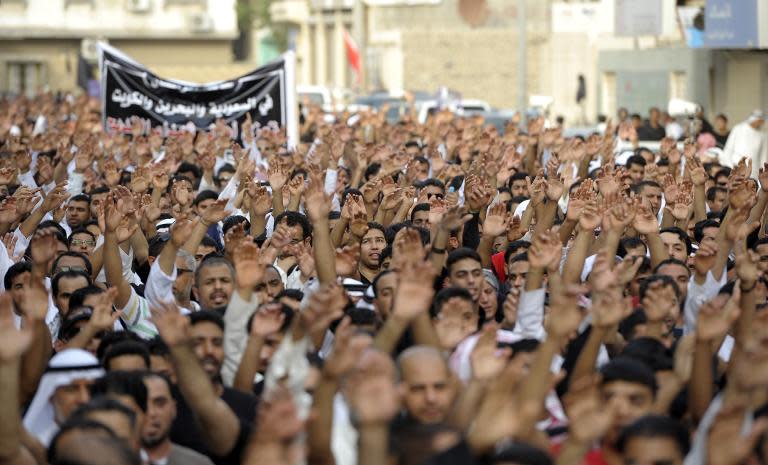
98, 42, 296, 143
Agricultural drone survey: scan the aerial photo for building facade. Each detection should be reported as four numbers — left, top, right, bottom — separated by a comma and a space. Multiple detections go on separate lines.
0, 0, 250, 95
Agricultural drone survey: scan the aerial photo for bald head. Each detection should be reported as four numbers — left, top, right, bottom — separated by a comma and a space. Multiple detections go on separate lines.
51, 434, 139, 465
397, 345, 456, 425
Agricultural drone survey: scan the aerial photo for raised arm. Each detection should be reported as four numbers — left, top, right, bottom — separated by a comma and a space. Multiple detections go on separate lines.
0, 293, 38, 465
152, 301, 241, 457
304, 175, 336, 285
562, 199, 600, 285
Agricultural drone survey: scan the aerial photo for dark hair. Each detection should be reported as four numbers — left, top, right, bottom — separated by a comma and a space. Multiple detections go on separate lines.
71, 396, 137, 428
625, 155, 647, 168
51, 270, 92, 298
177, 161, 202, 180
617, 415, 690, 457
69, 193, 91, 205
446, 248, 482, 273
600, 357, 658, 395
194, 255, 235, 296
620, 337, 673, 372
639, 274, 681, 303
4, 260, 31, 290
654, 257, 691, 278
706, 186, 727, 202
103, 341, 151, 371
58, 312, 93, 342
68, 286, 105, 314
346, 307, 380, 329
510, 172, 529, 183
199, 235, 220, 252
410, 203, 431, 221
68, 227, 96, 245
619, 309, 648, 341
365, 221, 387, 239
146, 336, 170, 357
148, 234, 169, 259
693, 219, 720, 243
52, 251, 93, 276
509, 251, 529, 265
274, 211, 313, 239
372, 269, 397, 297
48, 418, 118, 464
245, 304, 294, 335
188, 310, 225, 331
194, 189, 219, 206
491, 442, 553, 465
503, 338, 540, 356
618, 237, 647, 258
274, 288, 304, 302
504, 240, 531, 263
36, 220, 68, 237
659, 227, 693, 256
419, 178, 445, 192
222, 215, 250, 235
431, 287, 475, 319
90, 371, 148, 413
87, 185, 111, 196
96, 332, 143, 362
632, 180, 661, 194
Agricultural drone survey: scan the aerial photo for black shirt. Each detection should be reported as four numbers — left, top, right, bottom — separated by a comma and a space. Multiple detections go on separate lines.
170, 384, 258, 465
637, 122, 666, 141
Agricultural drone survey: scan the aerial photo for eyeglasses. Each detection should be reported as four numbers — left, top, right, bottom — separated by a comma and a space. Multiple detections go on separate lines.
55, 266, 86, 274
70, 239, 96, 247
426, 193, 444, 200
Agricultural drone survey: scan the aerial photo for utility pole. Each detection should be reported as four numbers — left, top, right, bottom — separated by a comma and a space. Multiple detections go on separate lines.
517, 0, 527, 126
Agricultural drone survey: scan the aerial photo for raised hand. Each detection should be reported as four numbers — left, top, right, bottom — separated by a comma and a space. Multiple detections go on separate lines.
528, 229, 562, 271
268, 164, 289, 191
590, 287, 630, 329
482, 203, 510, 238
304, 180, 331, 223
633, 205, 659, 236
151, 301, 192, 348
696, 296, 740, 343
30, 230, 59, 269
545, 285, 586, 339
471, 324, 511, 382
563, 376, 616, 444
250, 303, 287, 338
87, 288, 123, 333
335, 243, 360, 277
641, 281, 678, 323
301, 282, 347, 336
692, 241, 718, 277
170, 216, 195, 248
708, 402, 768, 465
391, 258, 437, 321
234, 240, 264, 290
0, 293, 32, 361
324, 317, 368, 380
201, 199, 231, 226
578, 199, 601, 232
346, 350, 400, 426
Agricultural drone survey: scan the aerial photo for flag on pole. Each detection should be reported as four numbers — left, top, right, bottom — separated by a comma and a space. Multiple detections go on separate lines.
343, 29, 361, 83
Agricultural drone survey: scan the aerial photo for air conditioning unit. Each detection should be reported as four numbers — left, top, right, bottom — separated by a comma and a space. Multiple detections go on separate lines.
80, 38, 102, 62
188, 13, 214, 33
126, 0, 151, 13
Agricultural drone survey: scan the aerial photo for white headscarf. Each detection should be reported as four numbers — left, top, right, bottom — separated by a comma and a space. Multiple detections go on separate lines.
23, 349, 104, 446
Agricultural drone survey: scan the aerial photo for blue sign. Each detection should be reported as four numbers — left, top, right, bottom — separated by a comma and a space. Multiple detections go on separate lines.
703, 0, 759, 48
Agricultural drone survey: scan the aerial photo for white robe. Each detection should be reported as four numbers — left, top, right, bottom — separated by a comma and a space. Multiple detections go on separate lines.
721, 121, 768, 177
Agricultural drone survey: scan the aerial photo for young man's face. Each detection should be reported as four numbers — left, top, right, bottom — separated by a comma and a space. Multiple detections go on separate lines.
621, 436, 684, 465
601, 380, 654, 442
360, 229, 386, 269
628, 163, 645, 184
640, 185, 662, 216
254, 267, 284, 301
142, 376, 177, 449
173, 257, 195, 305
411, 210, 430, 229
53, 255, 88, 276
659, 232, 688, 264
373, 272, 397, 319
190, 321, 225, 379
195, 243, 217, 264
66, 200, 91, 228
90, 192, 107, 219
194, 264, 234, 310
698, 226, 718, 247
708, 190, 727, 213
433, 297, 478, 350
8, 271, 30, 310
506, 259, 530, 293
54, 275, 90, 316
69, 232, 96, 256
510, 179, 528, 198
195, 198, 216, 218
447, 258, 483, 300
421, 185, 444, 201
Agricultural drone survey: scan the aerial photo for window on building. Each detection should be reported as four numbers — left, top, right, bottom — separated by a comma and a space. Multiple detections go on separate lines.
6, 62, 43, 96
669, 71, 687, 101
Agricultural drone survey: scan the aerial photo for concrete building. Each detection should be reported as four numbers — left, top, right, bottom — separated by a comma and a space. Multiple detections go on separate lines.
0, 0, 251, 95
272, 0, 552, 109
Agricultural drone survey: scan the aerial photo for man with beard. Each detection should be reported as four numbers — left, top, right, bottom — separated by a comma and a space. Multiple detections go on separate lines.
141, 373, 213, 465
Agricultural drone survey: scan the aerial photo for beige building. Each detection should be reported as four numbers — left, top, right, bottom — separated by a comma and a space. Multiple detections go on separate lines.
0, 0, 254, 95
272, 0, 552, 109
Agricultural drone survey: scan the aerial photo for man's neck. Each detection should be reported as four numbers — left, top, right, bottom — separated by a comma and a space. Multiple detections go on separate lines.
144, 439, 173, 463
358, 264, 379, 283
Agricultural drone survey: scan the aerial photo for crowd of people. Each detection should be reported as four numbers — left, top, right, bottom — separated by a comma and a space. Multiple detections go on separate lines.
1, 92, 768, 465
